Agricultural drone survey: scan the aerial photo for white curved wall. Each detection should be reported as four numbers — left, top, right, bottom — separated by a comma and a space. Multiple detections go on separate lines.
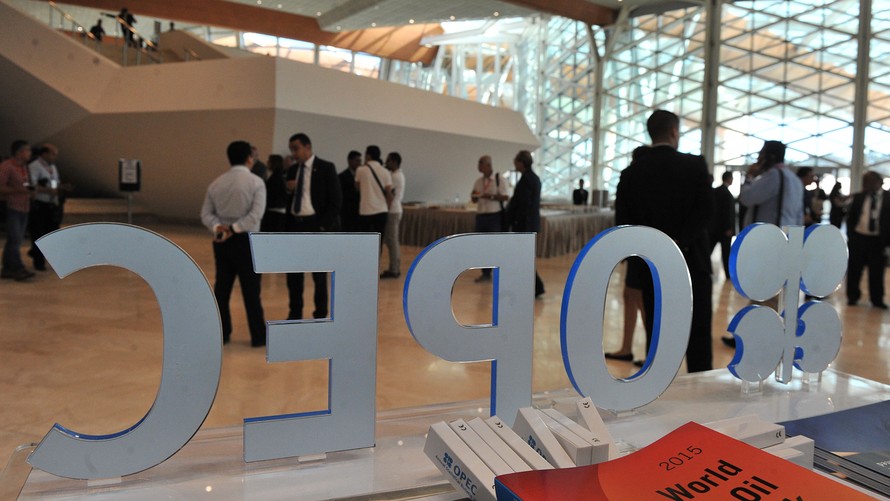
0, 1, 538, 219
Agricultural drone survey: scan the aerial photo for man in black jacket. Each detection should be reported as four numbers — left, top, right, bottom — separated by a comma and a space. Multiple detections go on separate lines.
285, 133, 342, 319
710, 171, 736, 279
845, 170, 890, 309
614, 110, 715, 372
507, 150, 544, 297
338, 150, 362, 232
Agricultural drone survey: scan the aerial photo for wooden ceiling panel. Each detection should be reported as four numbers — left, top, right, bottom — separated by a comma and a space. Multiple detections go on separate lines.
501, 0, 616, 26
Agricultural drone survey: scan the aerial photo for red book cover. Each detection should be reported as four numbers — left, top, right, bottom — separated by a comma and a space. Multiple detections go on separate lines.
495, 422, 872, 500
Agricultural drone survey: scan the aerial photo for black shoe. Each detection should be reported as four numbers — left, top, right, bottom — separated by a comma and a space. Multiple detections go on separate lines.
13, 270, 35, 281
874, 303, 889, 310
633, 360, 644, 367
474, 274, 491, 283
251, 340, 266, 347
0, 270, 15, 279
34, 264, 46, 271
380, 271, 400, 279
604, 352, 634, 362
223, 336, 230, 345
721, 336, 736, 348
847, 300, 859, 306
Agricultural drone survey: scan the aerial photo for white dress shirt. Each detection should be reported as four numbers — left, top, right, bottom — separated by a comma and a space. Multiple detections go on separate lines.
201, 165, 266, 234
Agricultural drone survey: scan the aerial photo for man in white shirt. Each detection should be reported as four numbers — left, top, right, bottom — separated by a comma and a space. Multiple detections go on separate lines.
738, 141, 804, 227
27, 144, 68, 271
200, 141, 267, 347
355, 145, 392, 239
470, 154, 509, 282
380, 152, 404, 279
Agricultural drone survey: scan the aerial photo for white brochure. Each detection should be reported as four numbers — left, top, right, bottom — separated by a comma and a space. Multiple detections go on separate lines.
424, 422, 497, 501
449, 419, 514, 476
576, 396, 618, 459
511, 407, 575, 468
484, 416, 554, 470
541, 408, 610, 464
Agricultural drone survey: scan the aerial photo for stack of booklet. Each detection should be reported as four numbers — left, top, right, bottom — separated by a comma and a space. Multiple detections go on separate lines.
780, 400, 890, 497
423, 398, 614, 501
424, 398, 872, 500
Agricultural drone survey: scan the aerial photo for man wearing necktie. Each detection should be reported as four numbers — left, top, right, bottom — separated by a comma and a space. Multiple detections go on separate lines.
846, 170, 890, 309
285, 133, 342, 319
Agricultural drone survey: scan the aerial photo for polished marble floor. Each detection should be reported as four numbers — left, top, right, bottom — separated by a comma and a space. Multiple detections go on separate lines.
1, 221, 888, 464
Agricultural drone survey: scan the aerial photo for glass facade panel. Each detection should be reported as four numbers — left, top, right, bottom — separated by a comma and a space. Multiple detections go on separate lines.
867, 1, 890, 173
598, 6, 708, 192
715, 0, 858, 174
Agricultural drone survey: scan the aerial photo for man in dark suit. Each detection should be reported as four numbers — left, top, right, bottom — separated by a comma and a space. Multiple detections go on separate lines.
506, 149, 545, 297
339, 150, 362, 232
710, 171, 736, 279
285, 133, 342, 319
614, 110, 714, 372
845, 170, 890, 309
572, 179, 589, 206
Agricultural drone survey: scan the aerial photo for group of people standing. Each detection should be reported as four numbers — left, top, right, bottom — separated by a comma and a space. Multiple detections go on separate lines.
470, 150, 545, 297
721, 141, 890, 313
201, 135, 405, 347
202, 137, 552, 346
0, 140, 70, 282
612, 109, 890, 373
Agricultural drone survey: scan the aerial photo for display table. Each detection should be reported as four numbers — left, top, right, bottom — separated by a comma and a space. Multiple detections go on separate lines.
6, 369, 888, 499
399, 206, 614, 258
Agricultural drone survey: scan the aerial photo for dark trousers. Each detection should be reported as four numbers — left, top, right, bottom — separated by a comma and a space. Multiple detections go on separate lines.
213, 233, 265, 346
2, 208, 28, 273
847, 232, 885, 305
709, 233, 732, 279
286, 214, 329, 319
359, 212, 388, 251
641, 269, 713, 373
341, 212, 360, 232
29, 201, 60, 269
260, 210, 287, 233
475, 212, 503, 278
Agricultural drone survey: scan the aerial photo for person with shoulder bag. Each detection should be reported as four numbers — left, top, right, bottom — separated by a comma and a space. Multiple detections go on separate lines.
355, 145, 393, 242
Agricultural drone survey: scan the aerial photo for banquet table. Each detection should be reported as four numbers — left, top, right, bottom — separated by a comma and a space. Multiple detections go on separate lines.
399, 206, 615, 258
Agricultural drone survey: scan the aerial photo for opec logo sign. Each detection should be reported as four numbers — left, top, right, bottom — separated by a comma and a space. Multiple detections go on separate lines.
26, 222, 846, 480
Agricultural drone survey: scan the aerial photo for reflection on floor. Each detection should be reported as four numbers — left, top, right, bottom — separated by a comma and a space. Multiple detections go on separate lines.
0, 222, 887, 462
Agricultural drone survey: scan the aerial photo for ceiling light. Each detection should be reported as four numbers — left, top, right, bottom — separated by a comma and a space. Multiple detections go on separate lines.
277, 4, 282, 8
493, 11, 500, 17
371, 22, 377, 27
449, 15, 455, 21
336, 26, 342, 31
256, 0, 261, 4
316, 11, 322, 16
409, 19, 415, 24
